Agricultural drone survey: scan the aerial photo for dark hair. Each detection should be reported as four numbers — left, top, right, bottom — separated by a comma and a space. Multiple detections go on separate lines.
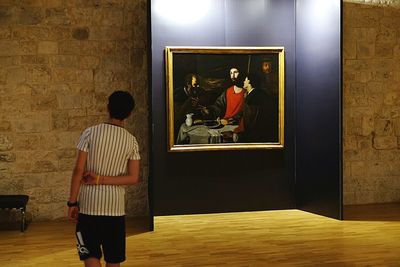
246, 73, 261, 89
108, 90, 135, 120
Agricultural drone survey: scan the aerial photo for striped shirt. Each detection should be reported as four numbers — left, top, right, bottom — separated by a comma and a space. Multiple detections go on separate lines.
77, 123, 140, 216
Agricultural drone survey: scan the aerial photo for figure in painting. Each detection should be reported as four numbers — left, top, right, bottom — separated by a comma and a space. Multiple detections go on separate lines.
174, 73, 213, 129
202, 67, 245, 125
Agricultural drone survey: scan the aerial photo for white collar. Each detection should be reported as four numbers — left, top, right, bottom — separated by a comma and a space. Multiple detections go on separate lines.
233, 85, 242, 94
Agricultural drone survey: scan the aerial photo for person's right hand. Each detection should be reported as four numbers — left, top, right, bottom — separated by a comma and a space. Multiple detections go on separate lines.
201, 107, 210, 115
220, 119, 229, 125
68, 206, 79, 222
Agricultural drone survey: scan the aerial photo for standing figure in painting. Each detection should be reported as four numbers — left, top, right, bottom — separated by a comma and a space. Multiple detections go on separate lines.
235, 73, 277, 142
202, 67, 245, 125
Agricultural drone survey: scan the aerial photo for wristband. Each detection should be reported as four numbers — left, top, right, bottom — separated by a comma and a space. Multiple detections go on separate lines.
67, 201, 79, 207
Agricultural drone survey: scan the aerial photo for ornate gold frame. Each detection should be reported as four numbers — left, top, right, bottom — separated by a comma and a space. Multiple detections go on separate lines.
165, 46, 285, 152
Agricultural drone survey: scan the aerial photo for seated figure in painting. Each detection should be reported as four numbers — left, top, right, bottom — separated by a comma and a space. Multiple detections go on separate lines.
201, 67, 245, 125
234, 73, 277, 143
174, 73, 213, 130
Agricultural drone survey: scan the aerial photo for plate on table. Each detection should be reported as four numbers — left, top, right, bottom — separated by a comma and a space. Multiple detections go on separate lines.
204, 120, 222, 129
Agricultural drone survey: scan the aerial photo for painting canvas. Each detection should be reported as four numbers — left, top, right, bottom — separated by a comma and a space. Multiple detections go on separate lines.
165, 46, 285, 152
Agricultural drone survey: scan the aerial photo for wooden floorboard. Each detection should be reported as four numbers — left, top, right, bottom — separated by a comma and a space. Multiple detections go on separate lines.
0, 204, 400, 266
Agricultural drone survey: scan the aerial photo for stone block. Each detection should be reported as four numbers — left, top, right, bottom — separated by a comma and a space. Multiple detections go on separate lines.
52, 68, 76, 82
0, 56, 13, 67
394, 44, 400, 58
376, 27, 398, 43
13, 55, 47, 65
58, 40, 81, 54
26, 66, 51, 83
51, 110, 68, 130
0, 6, 18, 25
79, 56, 100, 69
12, 112, 51, 133
6, 67, 26, 84
0, 27, 11, 38
0, 175, 23, 195
357, 42, 375, 59
374, 119, 393, 136
76, 69, 93, 83
38, 41, 58, 54
57, 93, 93, 109
372, 135, 397, 149
0, 40, 19, 56
45, 0, 63, 8
19, 7, 44, 25
90, 26, 131, 40
375, 42, 393, 58
0, 92, 31, 113
58, 157, 75, 171
34, 160, 58, 172
48, 25, 70, 40
383, 92, 400, 105
45, 8, 70, 25
343, 38, 356, 59
57, 131, 81, 149
343, 136, 358, 151
50, 55, 78, 68
93, 9, 123, 26
20, 0, 44, 7
372, 70, 393, 81
366, 81, 384, 94
12, 26, 50, 40
56, 148, 76, 159
64, 0, 100, 8
0, 135, 12, 151
68, 116, 89, 131
13, 133, 57, 150
0, 152, 16, 162
102, 0, 124, 8
354, 71, 373, 82
31, 93, 58, 111
0, 121, 11, 132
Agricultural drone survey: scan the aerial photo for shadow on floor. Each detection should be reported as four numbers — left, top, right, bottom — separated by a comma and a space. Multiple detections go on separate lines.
126, 216, 152, 236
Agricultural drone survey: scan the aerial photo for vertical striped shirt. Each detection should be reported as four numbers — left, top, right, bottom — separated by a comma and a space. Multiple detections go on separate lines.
77, 123, 140, 216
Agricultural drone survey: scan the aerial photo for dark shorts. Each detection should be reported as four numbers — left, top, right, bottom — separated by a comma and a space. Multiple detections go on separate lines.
76, 213, 126, 263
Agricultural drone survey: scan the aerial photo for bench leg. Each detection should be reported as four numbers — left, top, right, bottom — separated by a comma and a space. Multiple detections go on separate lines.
20, 207, 26, 232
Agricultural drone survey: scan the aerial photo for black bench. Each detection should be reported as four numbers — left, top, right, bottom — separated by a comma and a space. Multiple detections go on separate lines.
0, 195, 29, 232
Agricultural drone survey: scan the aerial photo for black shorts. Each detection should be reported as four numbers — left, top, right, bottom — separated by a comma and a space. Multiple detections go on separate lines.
76, 213, 126, 263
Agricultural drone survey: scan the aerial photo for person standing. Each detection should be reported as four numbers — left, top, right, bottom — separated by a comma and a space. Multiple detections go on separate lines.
68, 90, 140, 267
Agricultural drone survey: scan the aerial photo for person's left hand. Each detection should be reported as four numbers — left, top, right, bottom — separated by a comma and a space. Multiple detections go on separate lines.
190, 97, 199, 107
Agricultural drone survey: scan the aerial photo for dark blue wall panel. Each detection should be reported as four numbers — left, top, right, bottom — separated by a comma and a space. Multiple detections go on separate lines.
295, 0, 342, 219
150, 0, 296, 215
150, 0, 342, 218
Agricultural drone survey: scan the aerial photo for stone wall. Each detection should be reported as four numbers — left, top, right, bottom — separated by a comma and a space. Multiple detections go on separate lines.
343, 2, 400, 204
345, 0, 400, 7
0, 0, 148, 221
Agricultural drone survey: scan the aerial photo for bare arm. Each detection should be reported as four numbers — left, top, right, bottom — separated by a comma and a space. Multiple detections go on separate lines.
68, 150, 87, 221
82, 159, 140, 186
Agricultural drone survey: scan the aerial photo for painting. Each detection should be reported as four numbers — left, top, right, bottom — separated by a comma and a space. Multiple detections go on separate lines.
165, 46, 285, 152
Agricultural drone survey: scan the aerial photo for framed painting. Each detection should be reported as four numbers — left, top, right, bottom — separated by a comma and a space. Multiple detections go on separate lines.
165, 46, 285, 152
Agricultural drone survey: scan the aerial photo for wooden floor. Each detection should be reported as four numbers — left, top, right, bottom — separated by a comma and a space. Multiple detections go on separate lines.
1, 203, 400, 266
